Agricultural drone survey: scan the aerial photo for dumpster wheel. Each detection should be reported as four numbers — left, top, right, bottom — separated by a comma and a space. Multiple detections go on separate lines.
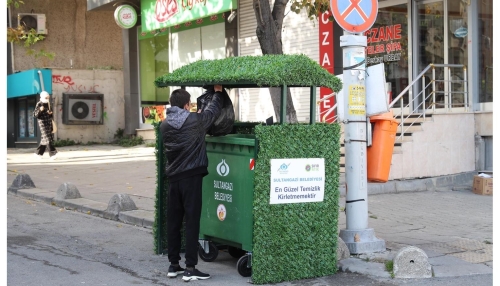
237, 254, 252, 277
198, 241, 219, 262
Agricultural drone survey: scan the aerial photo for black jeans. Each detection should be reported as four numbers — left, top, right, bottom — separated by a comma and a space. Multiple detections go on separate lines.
36, 143, 57, 156
167, 175, 203, 267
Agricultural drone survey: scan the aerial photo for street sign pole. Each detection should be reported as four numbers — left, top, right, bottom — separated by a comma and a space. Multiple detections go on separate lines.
330, 0, 385, 254
338, 32, 385, 254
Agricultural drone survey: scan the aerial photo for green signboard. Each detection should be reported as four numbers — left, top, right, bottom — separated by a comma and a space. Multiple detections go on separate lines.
141, 0, 237, 33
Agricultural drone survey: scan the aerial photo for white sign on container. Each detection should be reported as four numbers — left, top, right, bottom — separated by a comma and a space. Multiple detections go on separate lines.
270, 158, 325, 204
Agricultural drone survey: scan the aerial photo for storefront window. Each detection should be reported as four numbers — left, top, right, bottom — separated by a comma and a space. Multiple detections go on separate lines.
139, 34, 170, 105
27, 99, 36, 138
415, 1, 446, 108
366, 3, 409, 105
448, 0, 468, 106
18, 100, 26, 138
478, 0, 493, 103
16, 98, 36, 139
170, 22, 225, 101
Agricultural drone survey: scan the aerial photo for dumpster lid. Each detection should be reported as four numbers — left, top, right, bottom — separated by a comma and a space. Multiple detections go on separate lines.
205, 134, 256, 146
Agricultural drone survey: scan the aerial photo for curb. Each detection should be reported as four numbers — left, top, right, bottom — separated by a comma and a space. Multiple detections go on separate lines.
10, 188, 155, 228
8, 171, 476, 230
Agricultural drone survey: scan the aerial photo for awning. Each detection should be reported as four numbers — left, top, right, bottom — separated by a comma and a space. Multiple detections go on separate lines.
7, 69, 52, 98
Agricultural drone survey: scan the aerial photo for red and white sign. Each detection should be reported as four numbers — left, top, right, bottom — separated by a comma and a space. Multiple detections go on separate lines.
319, 10, 335, 123
249, 158, 255, 171
330, 0, 378, 33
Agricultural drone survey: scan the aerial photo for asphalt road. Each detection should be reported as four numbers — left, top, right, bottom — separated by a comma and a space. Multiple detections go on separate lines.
7, 194, 493, 286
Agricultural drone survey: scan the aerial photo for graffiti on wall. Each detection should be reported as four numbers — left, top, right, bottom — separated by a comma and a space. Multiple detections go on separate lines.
52, 74, 107, 116
52, 75, 100, 93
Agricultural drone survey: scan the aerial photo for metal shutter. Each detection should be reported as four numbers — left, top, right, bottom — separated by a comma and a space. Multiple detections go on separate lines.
238, 1, 320, 122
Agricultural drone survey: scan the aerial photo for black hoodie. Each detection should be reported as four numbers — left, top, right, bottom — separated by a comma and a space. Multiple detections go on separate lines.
160, 91, 223, 182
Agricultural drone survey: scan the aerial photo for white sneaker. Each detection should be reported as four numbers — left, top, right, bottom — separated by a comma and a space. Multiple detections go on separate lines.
33, 153, 42, 158
50, 154, 58, 160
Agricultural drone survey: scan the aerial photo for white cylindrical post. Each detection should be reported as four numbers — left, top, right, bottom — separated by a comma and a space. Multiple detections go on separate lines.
341, 34, 368, 230
338, 33, 385, 254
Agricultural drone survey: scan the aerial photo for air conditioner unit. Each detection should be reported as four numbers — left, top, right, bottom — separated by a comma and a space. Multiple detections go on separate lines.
17, 13, 47, 34
63, 93, 104, 125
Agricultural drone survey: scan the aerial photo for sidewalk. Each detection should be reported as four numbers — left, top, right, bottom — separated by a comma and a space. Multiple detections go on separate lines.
6, 144, 493, 281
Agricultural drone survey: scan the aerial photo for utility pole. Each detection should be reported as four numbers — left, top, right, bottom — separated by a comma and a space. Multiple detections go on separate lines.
329, 0, 385, 255
337, 32, 385, 254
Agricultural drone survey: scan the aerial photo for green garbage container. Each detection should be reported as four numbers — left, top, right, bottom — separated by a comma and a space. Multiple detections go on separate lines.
198, 134, 256, 277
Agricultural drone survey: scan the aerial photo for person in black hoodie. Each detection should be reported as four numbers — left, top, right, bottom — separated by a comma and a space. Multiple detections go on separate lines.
160, 85, 223, 281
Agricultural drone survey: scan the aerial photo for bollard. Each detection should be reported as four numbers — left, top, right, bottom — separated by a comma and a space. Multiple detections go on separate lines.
393, 246, 432, 278
105, 194, 138, 220
337, 236, 351, 261
8, 173, 36, 194
55, 183, 82, 200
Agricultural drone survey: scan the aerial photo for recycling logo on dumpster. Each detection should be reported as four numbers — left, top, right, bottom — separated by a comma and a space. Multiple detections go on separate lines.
217, 159, 230, 176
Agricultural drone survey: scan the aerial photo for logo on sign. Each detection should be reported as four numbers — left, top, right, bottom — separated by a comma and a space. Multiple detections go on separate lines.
217, 159, 230, 177
155, 0, 179, 23
277, 163, 290, 174
114, 5, 138, 29
217, 204, 226, 221
454, 27, 468, 38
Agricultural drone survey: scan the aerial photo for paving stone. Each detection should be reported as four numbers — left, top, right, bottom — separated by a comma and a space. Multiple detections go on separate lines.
429, 255, 493, 277
449, 249, 493, 264
447, 238, 489, 251
418, 241, 465, 254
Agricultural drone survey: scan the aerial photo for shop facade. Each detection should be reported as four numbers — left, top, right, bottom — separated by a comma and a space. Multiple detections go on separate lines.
367, 0, 493, 113
88, 0, 492, 175
99, 0, 492, 126
7, 69, 53, 148
135, 0, 238, 129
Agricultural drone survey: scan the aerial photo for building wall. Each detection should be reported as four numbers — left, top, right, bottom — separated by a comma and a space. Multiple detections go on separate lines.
389, 113, 476, 180
474, 113, 493, 136
10, 0, 123, 71
51, 69, 125, 143
9, 1, 126, 144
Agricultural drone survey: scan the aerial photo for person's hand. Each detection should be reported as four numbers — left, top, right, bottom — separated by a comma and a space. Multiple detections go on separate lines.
214, 85, 222, 92
48, 111, 53, 115
40, 106, 44, 111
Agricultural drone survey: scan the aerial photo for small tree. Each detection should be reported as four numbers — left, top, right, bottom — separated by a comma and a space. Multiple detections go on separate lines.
7, 0, 55, 63
253, 0, 332, 123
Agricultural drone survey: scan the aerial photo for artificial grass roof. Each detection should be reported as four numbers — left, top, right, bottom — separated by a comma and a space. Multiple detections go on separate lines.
154, 54, 342, 92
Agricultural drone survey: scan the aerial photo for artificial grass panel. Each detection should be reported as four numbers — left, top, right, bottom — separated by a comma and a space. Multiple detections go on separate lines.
252, 123, 341, 284
154, 54, 342, 92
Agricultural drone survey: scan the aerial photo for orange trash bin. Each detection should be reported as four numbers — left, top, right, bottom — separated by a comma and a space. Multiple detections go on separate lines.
367, 111, 398, 183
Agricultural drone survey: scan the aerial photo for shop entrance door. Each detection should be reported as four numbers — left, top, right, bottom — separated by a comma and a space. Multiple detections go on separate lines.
414, 0, 469, 112
415, 0, 445, 111
368, 1, 410, 115
15, 96, 39, 148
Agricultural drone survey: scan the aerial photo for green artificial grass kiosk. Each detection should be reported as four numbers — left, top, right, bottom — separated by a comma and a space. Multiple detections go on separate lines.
153, 54, 342, 284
